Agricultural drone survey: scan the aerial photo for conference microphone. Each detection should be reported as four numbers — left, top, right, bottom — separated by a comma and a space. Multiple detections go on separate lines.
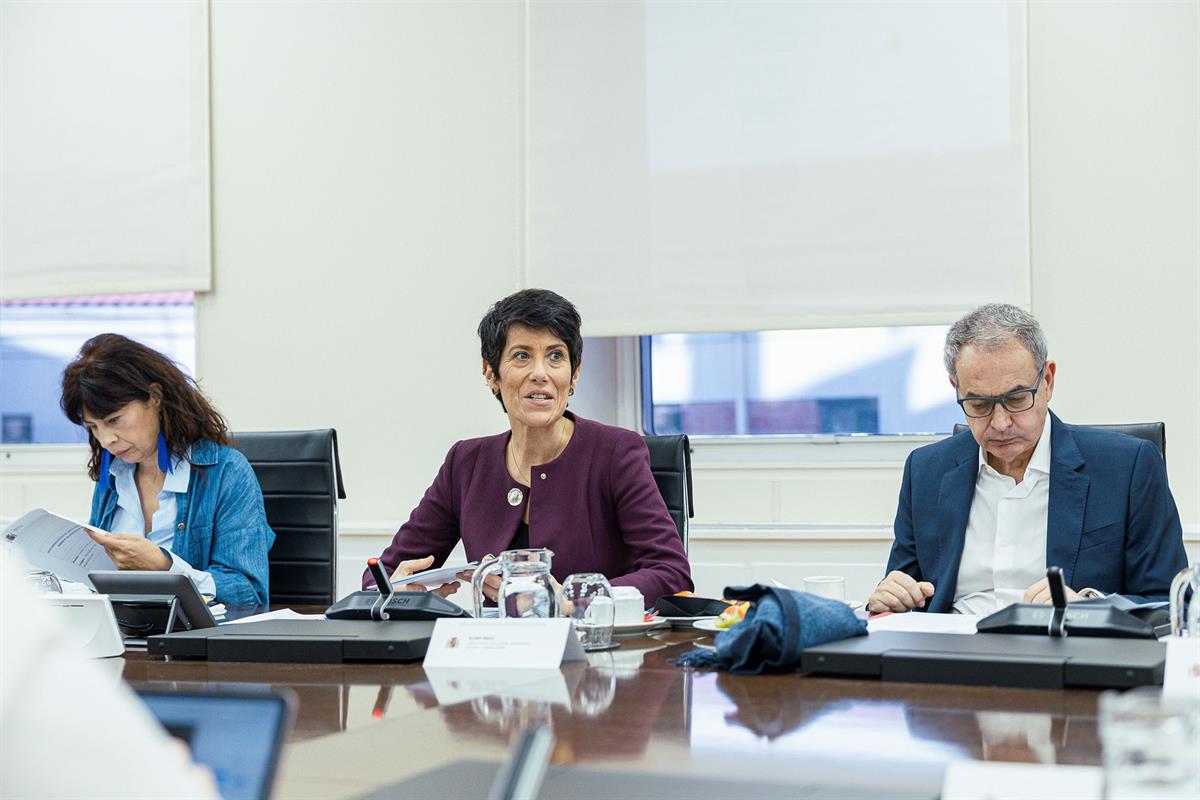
1046, 566, 1067, 637
368, 557, 393, 620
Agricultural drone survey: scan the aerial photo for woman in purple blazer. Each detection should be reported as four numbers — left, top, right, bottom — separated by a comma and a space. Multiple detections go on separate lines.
365, 289, 693, 603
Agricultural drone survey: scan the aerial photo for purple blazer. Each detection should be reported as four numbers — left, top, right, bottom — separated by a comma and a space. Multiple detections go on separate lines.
366, 412, 693, 602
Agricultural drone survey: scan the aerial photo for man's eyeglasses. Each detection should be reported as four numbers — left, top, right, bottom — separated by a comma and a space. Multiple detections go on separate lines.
956, 372, 1043, 419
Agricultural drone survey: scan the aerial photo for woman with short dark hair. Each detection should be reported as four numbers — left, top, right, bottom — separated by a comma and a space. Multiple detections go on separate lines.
60, 334, 274, 605
368, 288, 693, 602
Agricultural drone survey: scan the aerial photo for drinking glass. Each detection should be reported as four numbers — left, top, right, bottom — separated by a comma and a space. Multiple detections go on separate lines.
562, 573, 616, 651
1169, 566, 1199, 637
24, 569, 62, 594
1100, 687, 1200, 800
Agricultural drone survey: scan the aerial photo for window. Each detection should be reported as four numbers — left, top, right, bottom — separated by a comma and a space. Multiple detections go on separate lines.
642, 326, 960, 436
0, 293, 195, 444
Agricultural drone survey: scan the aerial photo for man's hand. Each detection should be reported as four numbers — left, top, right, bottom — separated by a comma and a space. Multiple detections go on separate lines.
389, 555, 459, 598
1022, 577, 1081, 605
867, 570, 935, 614
87, 529, 172, 571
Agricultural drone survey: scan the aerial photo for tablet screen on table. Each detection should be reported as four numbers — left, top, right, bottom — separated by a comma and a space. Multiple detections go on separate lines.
137, 689, 293, 800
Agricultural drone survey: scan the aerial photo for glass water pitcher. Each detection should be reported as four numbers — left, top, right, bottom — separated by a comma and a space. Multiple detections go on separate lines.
472, 548, 557, 619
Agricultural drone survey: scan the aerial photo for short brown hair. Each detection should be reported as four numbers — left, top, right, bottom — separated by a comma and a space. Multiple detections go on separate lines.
60, 334, 229, 480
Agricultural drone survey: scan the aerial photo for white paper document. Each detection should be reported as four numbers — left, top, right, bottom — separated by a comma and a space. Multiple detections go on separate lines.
423, 618, 585, 669
390, 561, 479, 587
867, 612, 982, 635
1, 508, 115, 587
224, 608, 326, 625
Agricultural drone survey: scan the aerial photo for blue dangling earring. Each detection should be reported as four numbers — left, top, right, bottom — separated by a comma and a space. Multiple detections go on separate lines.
98, 448, 113, 491
157, 432, 174, 475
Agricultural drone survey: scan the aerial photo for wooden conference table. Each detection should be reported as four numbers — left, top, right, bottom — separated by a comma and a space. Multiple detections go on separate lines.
120, 622, 1107, 799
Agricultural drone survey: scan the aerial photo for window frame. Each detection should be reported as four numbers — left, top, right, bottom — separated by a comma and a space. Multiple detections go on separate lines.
636, 333, 959, 443
0, 293, 197, 454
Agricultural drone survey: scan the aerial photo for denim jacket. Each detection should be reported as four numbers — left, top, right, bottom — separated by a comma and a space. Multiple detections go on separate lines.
89, 439, 274, 605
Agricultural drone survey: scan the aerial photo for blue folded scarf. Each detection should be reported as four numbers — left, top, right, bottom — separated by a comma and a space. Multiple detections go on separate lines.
672, 584, 867, 674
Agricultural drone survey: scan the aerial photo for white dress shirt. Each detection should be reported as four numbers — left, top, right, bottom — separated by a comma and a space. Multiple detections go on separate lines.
108, 450, 217, 597
952, 418, 1052, 615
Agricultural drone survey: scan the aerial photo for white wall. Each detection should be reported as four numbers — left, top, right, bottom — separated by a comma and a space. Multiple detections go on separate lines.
1028, 0, 1199, 526
199, 0, 524, 531
2, 1, 1196, 603
682, 0, 1200, 600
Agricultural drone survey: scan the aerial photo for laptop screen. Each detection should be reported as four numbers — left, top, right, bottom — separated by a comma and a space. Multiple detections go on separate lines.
137, 690, 291, 800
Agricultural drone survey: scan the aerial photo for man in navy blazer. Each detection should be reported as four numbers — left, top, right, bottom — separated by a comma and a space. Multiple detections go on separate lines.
868, 305, 1186, 615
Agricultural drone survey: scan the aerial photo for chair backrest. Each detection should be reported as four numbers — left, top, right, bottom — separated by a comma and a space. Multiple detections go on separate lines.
230, 429, 346, 606
643, 434, 694, 551
951, 422, 1167, 475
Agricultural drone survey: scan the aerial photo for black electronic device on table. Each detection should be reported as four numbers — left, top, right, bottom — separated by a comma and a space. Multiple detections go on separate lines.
801, 630, 1165, 689
325, 591, 471, 620
89, 571, 218, 639
975, 566, 1156, 639
137, 688, 293, 800
323, 557, 471, 621
147, 558, 463, 662
148, 618, 436, 662
803, 567, 1165, 689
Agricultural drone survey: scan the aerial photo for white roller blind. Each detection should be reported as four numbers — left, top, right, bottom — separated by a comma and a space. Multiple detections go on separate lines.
527, 1, 1029, 336
0, 0, 210, 300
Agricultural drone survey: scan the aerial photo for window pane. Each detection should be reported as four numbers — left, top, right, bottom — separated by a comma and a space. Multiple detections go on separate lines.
644, 326, 960, 436
0, 293, 195, 444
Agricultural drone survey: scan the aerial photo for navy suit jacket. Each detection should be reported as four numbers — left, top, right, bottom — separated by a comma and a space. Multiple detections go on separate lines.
885, 411, 1186, 612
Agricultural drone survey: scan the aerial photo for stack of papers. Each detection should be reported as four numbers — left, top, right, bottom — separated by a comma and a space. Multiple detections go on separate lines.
390, 562, 478, 587
867, 613, 982, 635
1, 509, 115, 586
223, 608, 326, 625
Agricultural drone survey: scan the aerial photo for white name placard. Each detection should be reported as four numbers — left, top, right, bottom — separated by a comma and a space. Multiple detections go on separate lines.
423, 618, 585, 670
1163, 638, 1200, 701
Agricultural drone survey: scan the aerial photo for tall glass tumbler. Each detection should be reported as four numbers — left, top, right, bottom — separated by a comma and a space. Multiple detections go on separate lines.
562, 573, 616, 651
1100, 687, 1200, 800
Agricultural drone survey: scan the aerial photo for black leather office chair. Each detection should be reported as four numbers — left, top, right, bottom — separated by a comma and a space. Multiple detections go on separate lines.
643, 434, 694, 552
951, 422, 1166, 475
230, 429, 346, 605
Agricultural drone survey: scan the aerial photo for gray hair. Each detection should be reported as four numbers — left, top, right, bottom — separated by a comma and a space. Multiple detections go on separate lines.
943, 304, 1048, 382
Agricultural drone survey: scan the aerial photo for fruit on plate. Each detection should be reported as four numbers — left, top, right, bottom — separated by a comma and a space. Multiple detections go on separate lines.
715, 601, 751, 629
673, 591, 734, 605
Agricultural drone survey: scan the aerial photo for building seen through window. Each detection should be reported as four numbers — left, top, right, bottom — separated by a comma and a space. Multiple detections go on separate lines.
643, 326, 961, 436
0, 293, 195, 444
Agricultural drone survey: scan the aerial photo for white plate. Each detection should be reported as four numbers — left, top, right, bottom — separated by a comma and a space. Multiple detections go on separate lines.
662, 615, 718, 630
611, 619, 670, 636
692, 618, 728, 633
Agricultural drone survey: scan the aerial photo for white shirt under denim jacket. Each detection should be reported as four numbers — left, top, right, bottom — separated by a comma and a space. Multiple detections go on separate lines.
89, 439, 275, 606
107, 448, 216, 596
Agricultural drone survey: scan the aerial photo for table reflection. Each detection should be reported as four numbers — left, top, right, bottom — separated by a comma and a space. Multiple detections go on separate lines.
694, 672, 967, 763
405, 649, 683, 762
694, 665, 1101, 767
120, 631, 1107, 773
